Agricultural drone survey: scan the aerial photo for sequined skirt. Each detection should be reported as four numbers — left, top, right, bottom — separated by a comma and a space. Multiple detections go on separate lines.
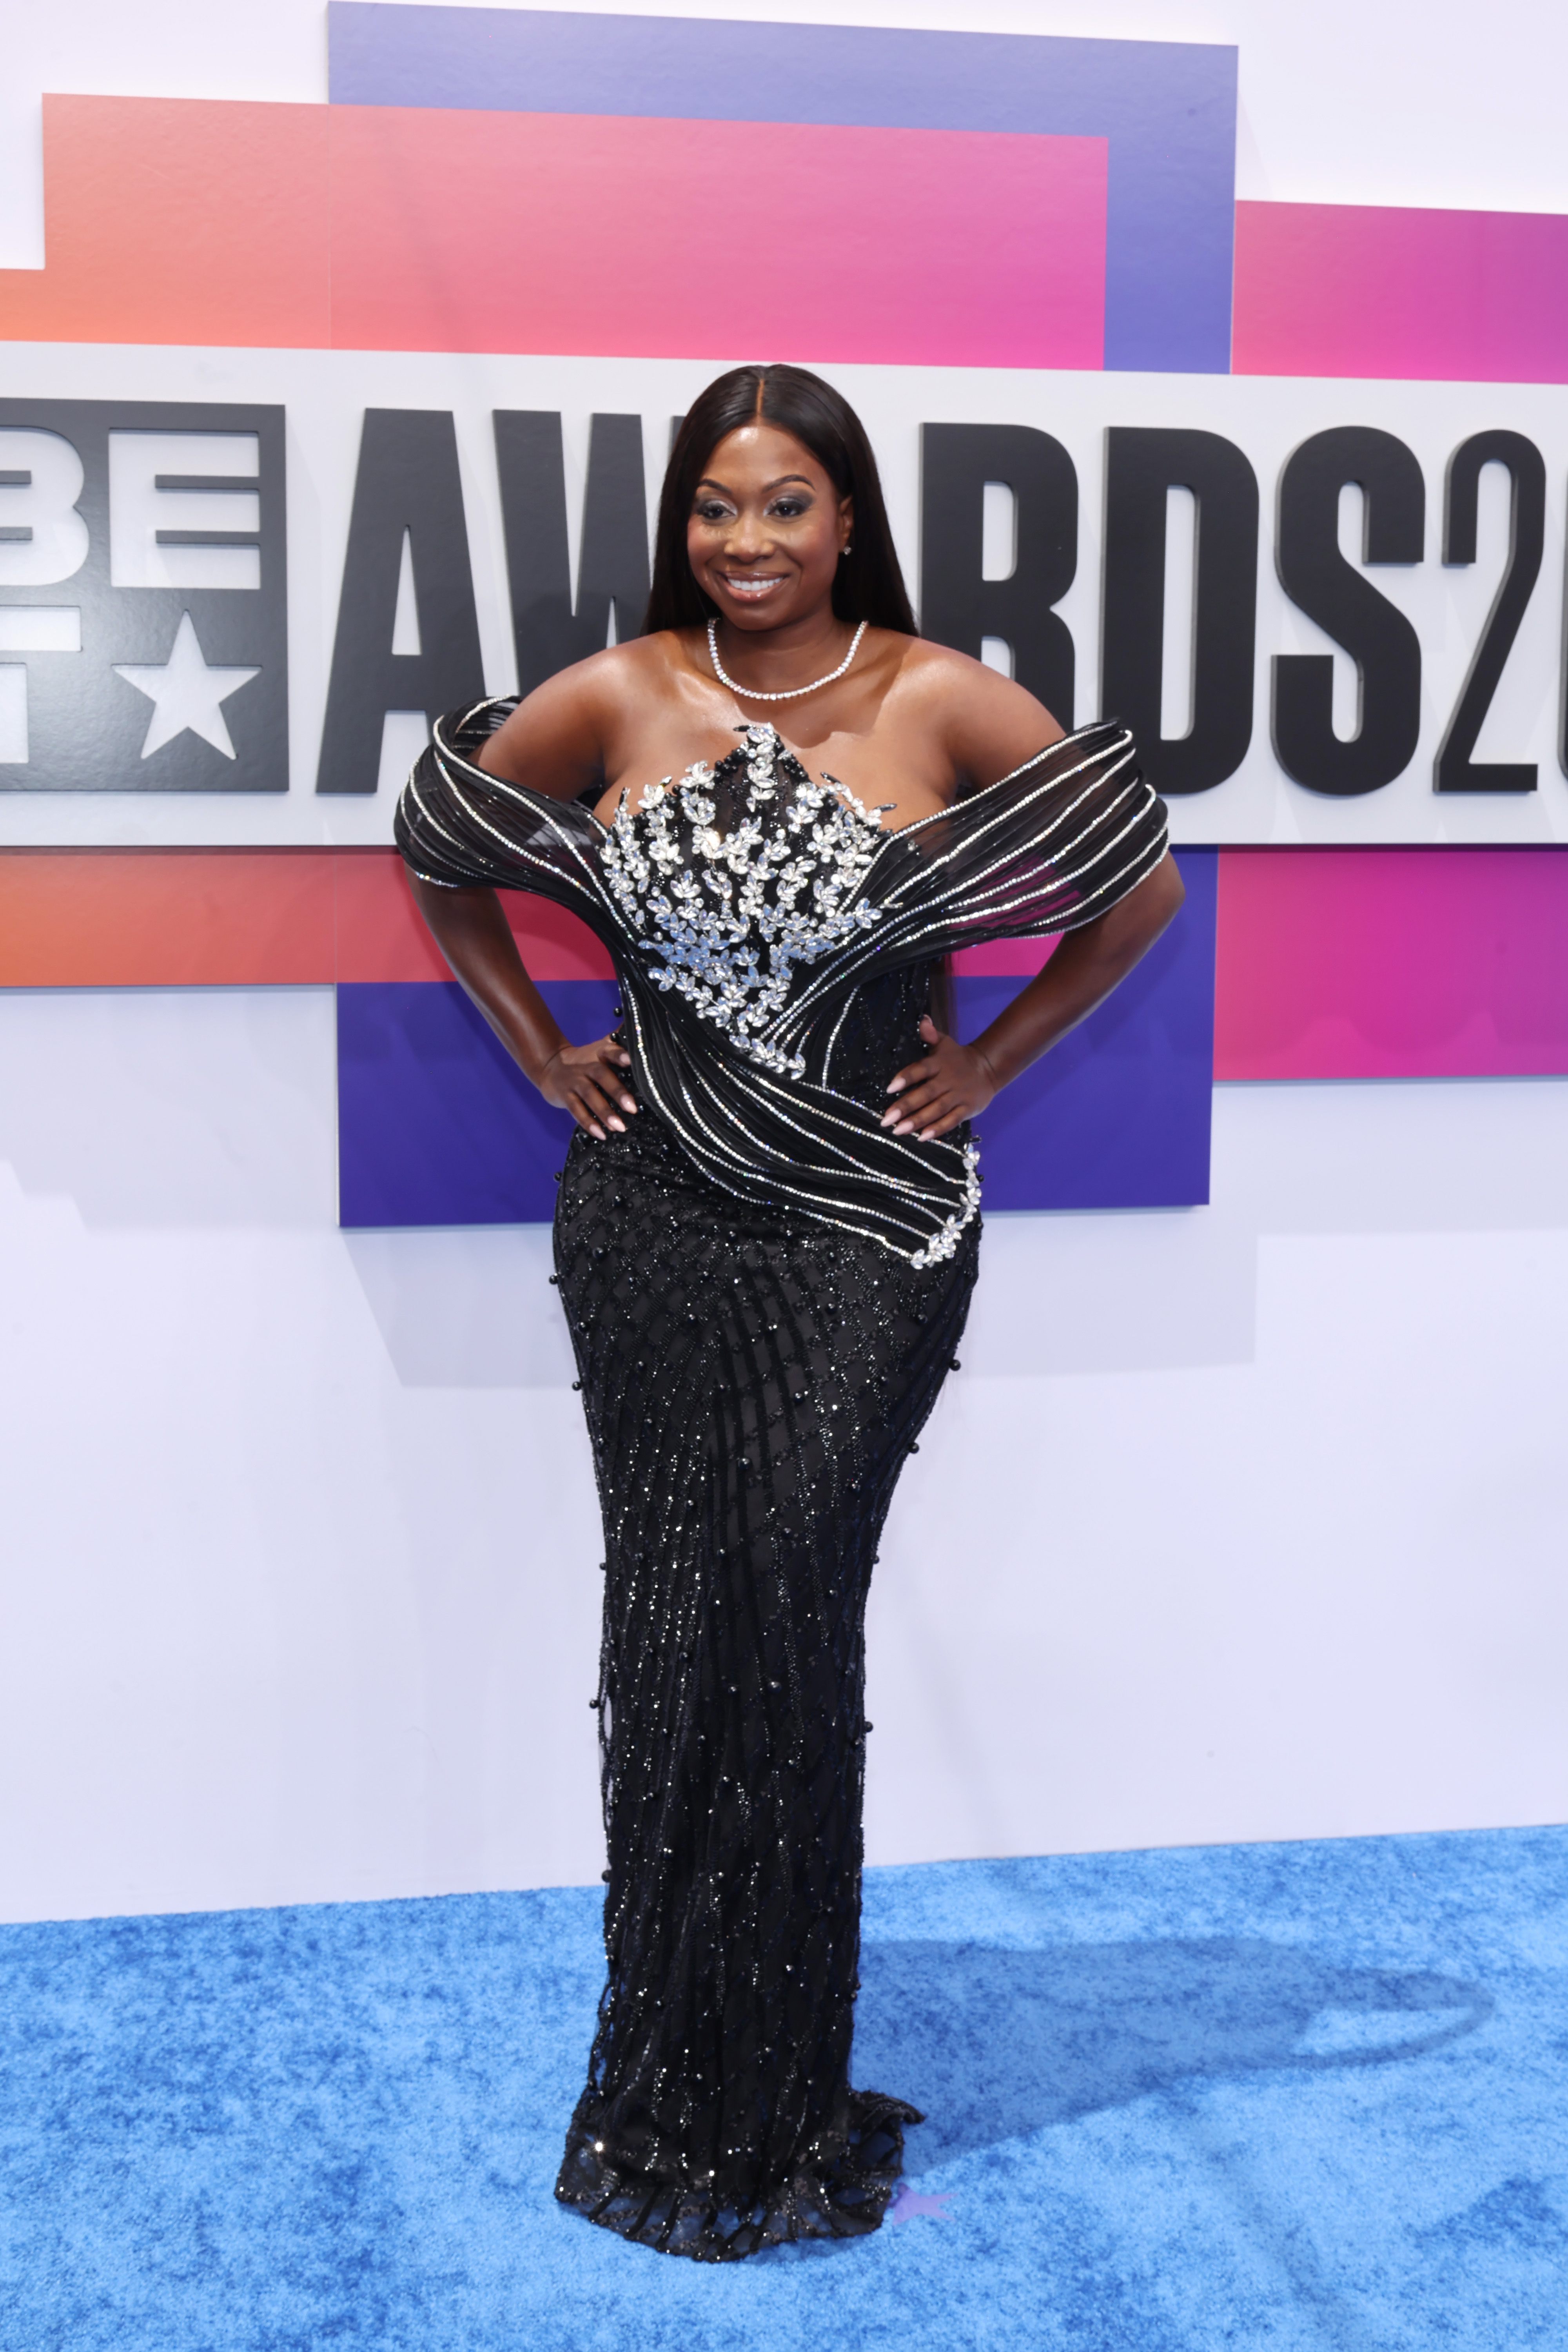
551, 1103, 979, 2260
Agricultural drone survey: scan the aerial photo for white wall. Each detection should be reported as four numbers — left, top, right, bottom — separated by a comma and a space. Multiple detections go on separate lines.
869, 1079, 1568, 1864
2, 985, 1563, 1924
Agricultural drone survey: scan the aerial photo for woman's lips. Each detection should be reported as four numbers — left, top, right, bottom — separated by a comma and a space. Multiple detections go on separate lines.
719, 574, 786, 600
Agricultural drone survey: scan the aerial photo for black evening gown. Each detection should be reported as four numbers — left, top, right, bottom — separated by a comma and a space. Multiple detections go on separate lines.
397, 711, 1167, 2261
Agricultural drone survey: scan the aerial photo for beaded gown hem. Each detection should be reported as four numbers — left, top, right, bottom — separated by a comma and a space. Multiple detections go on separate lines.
556, 2088, 922, 2261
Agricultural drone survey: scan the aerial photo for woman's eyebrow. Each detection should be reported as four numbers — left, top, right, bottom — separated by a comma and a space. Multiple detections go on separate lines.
694, 475, 816, 495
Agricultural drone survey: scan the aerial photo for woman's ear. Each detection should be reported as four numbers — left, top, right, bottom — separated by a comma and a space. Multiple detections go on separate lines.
839, 496, 855, 554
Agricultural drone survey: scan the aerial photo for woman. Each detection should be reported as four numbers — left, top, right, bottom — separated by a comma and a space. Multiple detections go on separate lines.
397, 364, 1181, 2262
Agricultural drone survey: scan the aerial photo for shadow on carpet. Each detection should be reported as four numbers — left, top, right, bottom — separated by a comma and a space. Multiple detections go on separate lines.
2, 1827, 1564, 2350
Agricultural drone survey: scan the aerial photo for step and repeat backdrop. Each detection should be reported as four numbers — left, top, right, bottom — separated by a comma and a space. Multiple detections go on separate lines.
4, 1, 1568, 1223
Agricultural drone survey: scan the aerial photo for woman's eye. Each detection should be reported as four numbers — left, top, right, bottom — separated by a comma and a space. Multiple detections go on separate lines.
771, 499, 806, 519
695, 501, 732, 522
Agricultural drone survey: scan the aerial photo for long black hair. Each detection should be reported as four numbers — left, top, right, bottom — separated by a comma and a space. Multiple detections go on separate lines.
644, 364, 916, 637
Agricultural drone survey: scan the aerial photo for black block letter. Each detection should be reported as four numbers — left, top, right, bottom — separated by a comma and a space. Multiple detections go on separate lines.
494, 412, 650, 697
919, 423, 1077, 720
1272, 427, 1424, 798
1101, 428, 1258, 796
1437, 430, 1544, 794
316, 410, 484, 796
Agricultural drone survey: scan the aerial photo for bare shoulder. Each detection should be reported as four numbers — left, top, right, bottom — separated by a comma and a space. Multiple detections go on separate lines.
884, 635, 1068, 788
516, 630, 682, 724
478, 632, 685, 793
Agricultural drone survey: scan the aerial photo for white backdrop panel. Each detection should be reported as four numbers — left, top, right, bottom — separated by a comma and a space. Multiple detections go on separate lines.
5, 342, 1568, 845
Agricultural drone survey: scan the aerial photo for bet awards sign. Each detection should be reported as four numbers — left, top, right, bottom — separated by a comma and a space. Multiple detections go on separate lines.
2, 356, 1566, 845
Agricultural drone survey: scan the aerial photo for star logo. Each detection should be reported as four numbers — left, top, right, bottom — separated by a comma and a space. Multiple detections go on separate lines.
114, 611, 261, 761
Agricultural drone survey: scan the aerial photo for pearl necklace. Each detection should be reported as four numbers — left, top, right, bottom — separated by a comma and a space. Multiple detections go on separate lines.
707, 617, 867, 704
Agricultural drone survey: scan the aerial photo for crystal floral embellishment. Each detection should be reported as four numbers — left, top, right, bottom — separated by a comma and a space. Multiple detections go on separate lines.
598, 725, 885, 1077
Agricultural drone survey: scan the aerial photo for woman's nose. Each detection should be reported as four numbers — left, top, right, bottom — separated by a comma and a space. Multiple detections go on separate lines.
725, 512, 773, 556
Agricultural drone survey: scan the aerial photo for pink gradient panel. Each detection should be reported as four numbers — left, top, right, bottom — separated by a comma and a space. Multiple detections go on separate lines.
329, 106, 1107, 367
1233, 200, 1568, 383
1215, 847, 1568, 1080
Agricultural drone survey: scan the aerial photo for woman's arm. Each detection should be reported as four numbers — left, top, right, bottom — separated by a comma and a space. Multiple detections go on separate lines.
407, 646, 646, 1138
410, 877, 637, 1140
879, 647, 1180, 1138
880, 854, 1185, 1140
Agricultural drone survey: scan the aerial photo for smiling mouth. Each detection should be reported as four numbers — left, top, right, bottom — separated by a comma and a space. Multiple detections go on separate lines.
719, 574, 787, 599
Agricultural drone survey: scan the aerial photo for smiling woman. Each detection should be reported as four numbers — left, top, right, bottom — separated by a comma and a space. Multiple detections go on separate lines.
395, 363, 1180, 2261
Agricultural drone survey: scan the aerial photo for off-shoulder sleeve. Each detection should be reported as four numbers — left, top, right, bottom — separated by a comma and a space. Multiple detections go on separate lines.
862, 720, 1167, 964
394, 696, 621, 940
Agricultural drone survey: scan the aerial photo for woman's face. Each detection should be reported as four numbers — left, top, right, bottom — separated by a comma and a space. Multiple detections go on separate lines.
686, 422, 853, 634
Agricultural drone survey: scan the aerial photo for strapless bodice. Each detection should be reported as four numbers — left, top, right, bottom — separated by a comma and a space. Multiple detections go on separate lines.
599, 727, 908, 1079
397, 704, 1168, 1265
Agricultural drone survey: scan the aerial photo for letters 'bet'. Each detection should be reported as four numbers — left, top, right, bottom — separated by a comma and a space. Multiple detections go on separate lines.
0, 399, 287, 793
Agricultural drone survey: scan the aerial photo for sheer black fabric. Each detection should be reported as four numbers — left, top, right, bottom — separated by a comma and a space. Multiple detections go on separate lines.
395, 705, 1167, 2260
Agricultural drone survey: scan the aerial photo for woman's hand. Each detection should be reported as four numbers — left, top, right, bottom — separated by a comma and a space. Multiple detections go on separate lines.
537, 1034, 638, 1141
881, 1015, 997, 1141
405, 881, 640, 1144
879, 858, 1187, 1143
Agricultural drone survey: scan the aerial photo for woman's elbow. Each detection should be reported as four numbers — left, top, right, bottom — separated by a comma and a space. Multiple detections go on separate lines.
1142, 850, 1185, 936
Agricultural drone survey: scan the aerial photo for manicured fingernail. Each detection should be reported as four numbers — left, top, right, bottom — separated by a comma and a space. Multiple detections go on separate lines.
608, 1118, 625, 1132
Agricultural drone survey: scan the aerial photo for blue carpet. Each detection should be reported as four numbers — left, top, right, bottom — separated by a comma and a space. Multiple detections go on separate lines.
2, 1829, 1566, 2350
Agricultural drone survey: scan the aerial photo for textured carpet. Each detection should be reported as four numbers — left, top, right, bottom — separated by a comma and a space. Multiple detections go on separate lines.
2, 1828, 1565, 2350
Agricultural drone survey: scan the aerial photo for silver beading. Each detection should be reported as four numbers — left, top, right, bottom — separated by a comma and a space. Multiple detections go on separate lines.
598, 725, 884, 1077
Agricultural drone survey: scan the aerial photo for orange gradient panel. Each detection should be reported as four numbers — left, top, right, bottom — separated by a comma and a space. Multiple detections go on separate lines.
0, 850, 337, 986
0, 93, 1102, 367
0, 96, 330, 348
0, 849, 616, 986
334, 849, 613, 981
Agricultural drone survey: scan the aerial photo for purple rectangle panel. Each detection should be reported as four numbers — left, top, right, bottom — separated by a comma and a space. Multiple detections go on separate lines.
326, 2, 1238, 375
336, 854, 1214, 1226
338, 979, 617, 1226
958, 847, 1215, 1210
